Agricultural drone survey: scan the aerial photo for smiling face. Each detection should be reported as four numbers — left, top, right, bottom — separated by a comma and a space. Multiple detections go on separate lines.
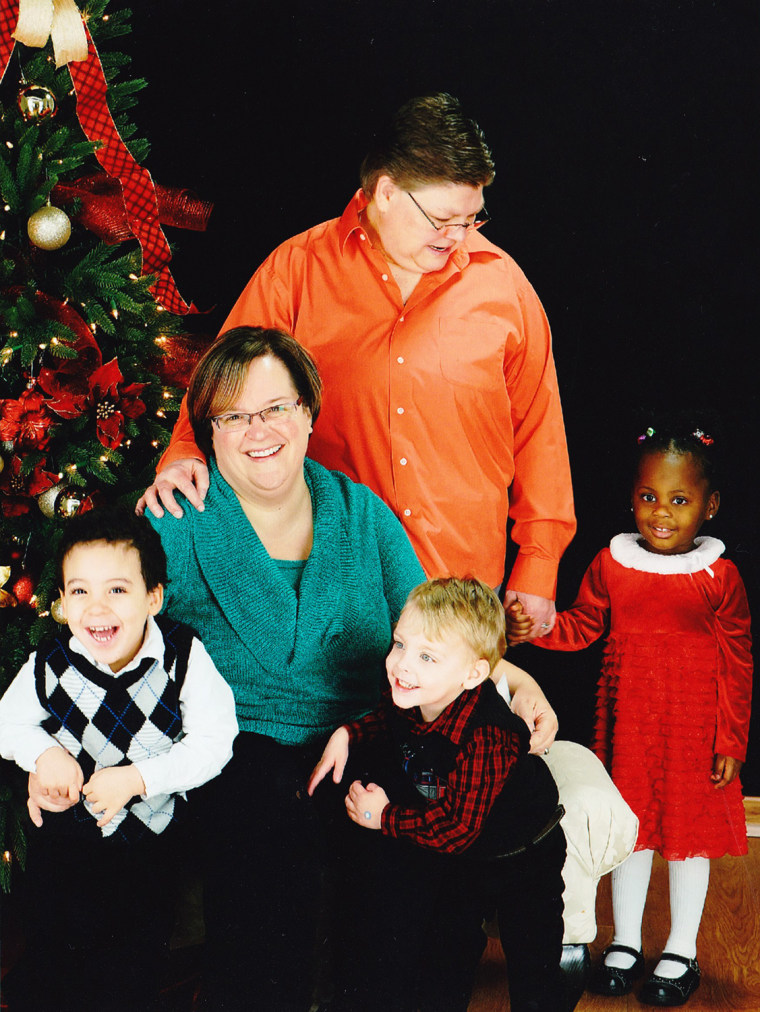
632, 450, 720, 555
211, 355, 313, 505
59, 541, 163, 672
385, 604, 490, 723
369, 177, 485, 277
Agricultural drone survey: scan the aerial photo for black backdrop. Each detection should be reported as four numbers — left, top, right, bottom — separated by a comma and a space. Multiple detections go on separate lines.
130, 0, 759, 790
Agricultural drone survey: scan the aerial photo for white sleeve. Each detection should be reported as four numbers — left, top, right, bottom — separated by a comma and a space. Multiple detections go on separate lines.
0, 655, 67, 773
133, 637, 238, 798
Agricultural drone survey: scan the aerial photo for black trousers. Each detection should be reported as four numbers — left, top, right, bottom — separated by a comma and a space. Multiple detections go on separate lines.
9, 807, 182, 1012
192, 730, 347, 1012
329, 745, 567, 1012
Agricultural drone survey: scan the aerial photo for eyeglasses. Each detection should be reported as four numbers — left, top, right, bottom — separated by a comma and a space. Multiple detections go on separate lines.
211, 397, 304, 432
407, 192, 489, 234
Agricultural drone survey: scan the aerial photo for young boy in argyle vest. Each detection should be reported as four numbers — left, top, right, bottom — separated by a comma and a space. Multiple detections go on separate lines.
0, 507, 237, 1012
309, 577, 568, 1012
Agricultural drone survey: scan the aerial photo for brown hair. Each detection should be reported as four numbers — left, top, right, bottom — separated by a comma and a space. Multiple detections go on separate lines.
403, 577, 506, 671
187, 326, 323, 458
360, 93, 495, 197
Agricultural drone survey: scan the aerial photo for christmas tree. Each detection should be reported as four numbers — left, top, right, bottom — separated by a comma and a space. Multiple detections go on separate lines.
0, 0, 210, 890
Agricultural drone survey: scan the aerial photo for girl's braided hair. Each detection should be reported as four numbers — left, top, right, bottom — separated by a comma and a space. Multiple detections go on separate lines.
633, 410, 720, 490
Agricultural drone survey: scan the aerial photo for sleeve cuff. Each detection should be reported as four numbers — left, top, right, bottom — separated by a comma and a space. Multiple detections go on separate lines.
506, 552, 561, 599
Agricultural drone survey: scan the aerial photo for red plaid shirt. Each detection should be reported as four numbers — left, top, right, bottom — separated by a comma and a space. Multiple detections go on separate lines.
346, 684, 522, 854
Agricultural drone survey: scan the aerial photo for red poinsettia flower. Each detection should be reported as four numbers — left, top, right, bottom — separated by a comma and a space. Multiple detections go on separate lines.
0, 389, 57, 450
88, 359, 146, 449
0, 456, 59, 517
37, 364, 90, 420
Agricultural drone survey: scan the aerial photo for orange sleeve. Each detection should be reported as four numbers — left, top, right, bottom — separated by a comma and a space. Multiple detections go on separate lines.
504, 275, 576, 599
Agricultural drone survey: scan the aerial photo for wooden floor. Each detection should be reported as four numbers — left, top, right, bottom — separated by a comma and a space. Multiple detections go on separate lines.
469, 836, 760, 1011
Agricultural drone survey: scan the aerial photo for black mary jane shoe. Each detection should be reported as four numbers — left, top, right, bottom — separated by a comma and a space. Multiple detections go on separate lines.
640, 953, 701, 1007
588, 943, 645, 996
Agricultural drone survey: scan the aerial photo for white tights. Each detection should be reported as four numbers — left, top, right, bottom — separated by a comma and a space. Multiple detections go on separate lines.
605, 849, 710, 978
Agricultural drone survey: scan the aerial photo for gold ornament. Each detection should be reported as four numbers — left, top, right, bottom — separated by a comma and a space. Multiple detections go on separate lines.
27, 205, 72, 250
38, 481, 66, 518
0, 565, 16, 608
51, 597, 66, 623
0, 455, 3, 477
56, 486, 84, 518
17, 83, 57, 121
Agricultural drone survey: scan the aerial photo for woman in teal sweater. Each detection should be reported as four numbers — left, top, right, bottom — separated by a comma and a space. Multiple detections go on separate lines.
148, 327, 424, 1011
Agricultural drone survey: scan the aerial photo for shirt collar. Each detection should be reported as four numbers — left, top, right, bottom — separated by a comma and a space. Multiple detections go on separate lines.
67, 614, 163, 674
338, 190, 369, 251
405, 682, 483, 742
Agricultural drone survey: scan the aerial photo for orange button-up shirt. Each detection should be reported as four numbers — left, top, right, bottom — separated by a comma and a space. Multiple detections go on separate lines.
159, 192, 575, 595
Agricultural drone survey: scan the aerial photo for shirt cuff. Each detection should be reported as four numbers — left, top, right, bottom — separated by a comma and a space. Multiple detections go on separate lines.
506, 552, 561, 600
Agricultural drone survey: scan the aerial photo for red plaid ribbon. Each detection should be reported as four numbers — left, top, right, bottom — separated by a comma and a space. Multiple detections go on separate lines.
0, 0, 196, 315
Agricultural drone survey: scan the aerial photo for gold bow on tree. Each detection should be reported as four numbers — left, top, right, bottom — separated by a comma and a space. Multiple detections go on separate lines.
13, 0, 87, 66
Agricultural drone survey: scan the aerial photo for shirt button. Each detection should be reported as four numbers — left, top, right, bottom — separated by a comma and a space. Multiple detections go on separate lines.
400, 458, 407, 466
359, 233, 366, 240
403, 509, 412, 517
397, 407, 404, 415
399, 316, 405, 322
397, 356, 404, 364
381, 273, 389, 281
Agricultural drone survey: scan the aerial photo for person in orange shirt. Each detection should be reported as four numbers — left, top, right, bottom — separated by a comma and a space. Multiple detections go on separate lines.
136, 92, 588, 1006
139, 92, 576, 638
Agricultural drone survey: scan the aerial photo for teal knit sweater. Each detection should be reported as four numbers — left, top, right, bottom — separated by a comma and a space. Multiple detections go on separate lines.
150, 458, 424, 745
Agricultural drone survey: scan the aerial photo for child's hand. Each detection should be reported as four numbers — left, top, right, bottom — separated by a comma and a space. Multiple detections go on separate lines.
34, 746, 84, 804
345, 780, 389, 830
27, 771, 79, 828
505, 600, 536, 645
82, 766, 145, 827
711, 754, 743, 789
307, 726, 350, 795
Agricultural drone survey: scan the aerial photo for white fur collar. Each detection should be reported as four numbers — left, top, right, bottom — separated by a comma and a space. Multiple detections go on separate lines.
609, 533, 725, 575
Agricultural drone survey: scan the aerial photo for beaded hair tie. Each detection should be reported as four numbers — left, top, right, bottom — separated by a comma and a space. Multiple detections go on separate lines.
637, 426, 714, 445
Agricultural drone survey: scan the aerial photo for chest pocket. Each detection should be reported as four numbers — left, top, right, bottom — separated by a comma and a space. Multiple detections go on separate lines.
436, 318, 508, 393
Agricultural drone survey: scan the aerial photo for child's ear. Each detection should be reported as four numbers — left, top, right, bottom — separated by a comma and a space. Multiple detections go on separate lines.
464, 658, 491, 690
706, 490, 720, 521
147, 584, 164, 615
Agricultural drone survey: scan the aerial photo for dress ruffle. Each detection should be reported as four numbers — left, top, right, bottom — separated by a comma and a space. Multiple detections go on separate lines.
593, 633, 747, 859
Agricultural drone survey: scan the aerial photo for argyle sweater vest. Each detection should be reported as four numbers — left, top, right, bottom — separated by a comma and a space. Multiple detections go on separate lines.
34, 615, 195, 842
388, 681, 559, 860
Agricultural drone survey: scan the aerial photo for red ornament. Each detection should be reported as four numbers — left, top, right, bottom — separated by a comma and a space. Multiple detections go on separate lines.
12, 573, 35, 606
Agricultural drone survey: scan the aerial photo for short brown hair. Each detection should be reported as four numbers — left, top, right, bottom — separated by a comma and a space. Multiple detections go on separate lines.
403, 577, 506, 671
187, 326, 323, 458
360, 93, 495, 196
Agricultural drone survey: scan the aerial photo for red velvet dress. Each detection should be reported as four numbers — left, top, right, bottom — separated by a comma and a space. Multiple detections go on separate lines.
540, 535, 752, 860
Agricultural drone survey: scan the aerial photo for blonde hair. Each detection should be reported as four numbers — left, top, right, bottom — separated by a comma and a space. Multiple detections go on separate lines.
403, 577, 506, 671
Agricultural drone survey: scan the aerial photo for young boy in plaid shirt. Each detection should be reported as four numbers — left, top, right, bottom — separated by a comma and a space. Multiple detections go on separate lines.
309, 577, 567, 1012
0, 508, 237, 1012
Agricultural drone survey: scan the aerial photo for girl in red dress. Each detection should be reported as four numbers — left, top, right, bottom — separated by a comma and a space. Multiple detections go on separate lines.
508, 418, 753, 1007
